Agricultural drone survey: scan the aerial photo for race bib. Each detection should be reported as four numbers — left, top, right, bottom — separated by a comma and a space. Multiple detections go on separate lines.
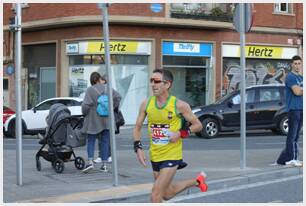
150, 124, 171, 145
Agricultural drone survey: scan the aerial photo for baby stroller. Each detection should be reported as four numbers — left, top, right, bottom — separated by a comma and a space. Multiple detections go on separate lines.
35, 103, 86, 173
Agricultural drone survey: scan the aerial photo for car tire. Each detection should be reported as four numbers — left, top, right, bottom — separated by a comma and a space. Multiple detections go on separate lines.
200, 118, 219, 139
7, 120, 26, 138
278, 115, 288, 136
7, 121, 16, 138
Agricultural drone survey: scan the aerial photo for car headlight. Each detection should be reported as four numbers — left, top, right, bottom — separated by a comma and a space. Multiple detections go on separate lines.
192, 108, 201, 114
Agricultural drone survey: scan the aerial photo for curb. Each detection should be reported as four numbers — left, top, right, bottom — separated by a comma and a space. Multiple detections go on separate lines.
16, 166, 302, 203
90, 166, 303, 203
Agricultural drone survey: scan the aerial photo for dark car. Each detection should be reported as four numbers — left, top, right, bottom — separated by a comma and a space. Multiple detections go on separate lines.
192, 84, 288, 138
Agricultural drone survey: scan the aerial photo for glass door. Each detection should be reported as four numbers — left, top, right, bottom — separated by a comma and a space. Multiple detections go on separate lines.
40, 67, 56, 102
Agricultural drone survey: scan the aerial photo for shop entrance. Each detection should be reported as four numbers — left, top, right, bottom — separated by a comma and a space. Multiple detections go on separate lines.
163, 56, 210, 107
40, 67, 56, 102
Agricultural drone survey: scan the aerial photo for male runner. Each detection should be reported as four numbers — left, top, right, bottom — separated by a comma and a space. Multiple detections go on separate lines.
133, 69, 208, 203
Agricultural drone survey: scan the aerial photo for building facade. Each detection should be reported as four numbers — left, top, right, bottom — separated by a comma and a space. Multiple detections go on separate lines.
3, 3, 303, 124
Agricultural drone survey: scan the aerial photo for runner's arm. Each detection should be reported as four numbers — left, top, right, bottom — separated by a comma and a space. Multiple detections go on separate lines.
169, 100, 202, 143
177, 100, 203, 134
133, 99, 148, 142
133, 99, 148, 167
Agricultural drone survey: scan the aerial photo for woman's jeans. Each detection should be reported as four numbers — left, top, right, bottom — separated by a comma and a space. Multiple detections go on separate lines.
87, 129, 110, 162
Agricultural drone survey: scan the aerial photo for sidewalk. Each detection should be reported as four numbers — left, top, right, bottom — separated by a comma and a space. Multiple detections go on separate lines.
3, 130, 303, 203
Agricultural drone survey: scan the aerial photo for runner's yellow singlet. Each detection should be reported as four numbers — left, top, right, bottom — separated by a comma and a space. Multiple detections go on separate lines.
146, 95, 183, 162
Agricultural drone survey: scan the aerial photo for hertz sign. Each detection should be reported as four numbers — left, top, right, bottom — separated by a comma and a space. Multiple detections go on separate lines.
66, 41, 151, 55
242, 46, 282, 59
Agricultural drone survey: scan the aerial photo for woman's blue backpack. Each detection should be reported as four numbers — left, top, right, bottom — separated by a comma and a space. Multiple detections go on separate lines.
97, 94, 109, 117
93, 86, 109, 117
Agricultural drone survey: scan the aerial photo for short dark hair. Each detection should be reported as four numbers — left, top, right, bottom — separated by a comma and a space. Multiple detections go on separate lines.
292, 55, 302, 62
153, 69, 174, 82
90, 72, 102, 85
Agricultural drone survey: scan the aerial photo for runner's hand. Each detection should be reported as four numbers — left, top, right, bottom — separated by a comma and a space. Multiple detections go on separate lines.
169, 131, 181, 143
136, 149, 147, 167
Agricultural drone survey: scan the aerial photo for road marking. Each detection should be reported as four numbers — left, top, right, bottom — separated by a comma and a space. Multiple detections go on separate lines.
256, 142, 303, 145
167, 175, 302, 203
270, 200, 283, 203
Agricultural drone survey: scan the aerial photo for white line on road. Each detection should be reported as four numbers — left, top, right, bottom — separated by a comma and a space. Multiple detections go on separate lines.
167, 175, 302, 203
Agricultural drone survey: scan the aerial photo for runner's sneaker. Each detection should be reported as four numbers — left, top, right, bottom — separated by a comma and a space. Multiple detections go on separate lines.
82, 163, 94, 173
196, 171, 208, 192
107, 156, 112, 163
93, 157, 102, 164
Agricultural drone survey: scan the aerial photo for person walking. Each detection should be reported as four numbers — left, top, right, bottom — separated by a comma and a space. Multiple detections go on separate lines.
133, 69, 208, 203
276, 55, 303, 167
81, 72, 121, 173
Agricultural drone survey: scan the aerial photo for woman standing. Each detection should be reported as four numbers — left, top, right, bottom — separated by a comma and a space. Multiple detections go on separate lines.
81, 72, 121, 173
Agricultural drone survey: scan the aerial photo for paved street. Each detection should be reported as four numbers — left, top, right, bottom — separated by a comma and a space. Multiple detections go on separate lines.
4, 129, 303, 151
172, 175, 302, 203
3, 128, 303, 203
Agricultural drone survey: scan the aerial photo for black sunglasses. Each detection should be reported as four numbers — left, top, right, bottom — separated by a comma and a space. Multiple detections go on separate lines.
150, 78, 167, 84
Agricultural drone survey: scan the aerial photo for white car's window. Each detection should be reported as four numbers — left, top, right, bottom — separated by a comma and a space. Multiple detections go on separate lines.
35, 100, 58, 110
58, 100, 74, 106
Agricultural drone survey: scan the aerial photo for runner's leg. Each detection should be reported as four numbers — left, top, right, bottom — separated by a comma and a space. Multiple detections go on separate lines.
151, 167, 177, 203
163, 178, 198, 200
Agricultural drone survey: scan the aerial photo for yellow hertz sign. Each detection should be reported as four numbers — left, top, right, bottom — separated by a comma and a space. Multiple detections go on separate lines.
238, 46, 283, 58
87, 41, 138, 54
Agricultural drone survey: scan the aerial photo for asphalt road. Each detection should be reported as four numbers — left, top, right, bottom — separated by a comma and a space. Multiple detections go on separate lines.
173, 175, 302, 203
3, 130, 303, 151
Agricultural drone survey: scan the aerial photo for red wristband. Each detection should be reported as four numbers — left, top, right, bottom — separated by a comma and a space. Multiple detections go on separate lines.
180, 129, 191, 138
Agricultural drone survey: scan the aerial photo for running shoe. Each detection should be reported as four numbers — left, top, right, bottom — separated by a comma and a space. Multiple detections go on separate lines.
196, 171, 208, 192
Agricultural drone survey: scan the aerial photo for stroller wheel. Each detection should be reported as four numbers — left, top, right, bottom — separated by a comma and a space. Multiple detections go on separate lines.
53, 159, 65, 173
75, 157, 85, 170
36, 156, 41, 171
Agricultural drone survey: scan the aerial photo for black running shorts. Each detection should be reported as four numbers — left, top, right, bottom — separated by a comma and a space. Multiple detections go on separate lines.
151, 159, 188, 172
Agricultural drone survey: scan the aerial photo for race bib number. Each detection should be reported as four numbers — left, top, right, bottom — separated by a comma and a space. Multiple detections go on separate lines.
150, 124, 171, 145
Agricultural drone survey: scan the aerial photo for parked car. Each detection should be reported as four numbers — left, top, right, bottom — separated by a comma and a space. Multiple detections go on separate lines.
192, 84, 288, 138
3, 106, 15, 124
3, 97, 83, 138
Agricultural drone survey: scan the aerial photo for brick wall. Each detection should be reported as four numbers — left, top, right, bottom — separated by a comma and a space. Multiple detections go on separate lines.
3, 3, 165, 24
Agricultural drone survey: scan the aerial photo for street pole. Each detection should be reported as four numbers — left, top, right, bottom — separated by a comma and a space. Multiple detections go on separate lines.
239, 3, 246, 169
99, 3, 118, 186
15, 3, 23, 185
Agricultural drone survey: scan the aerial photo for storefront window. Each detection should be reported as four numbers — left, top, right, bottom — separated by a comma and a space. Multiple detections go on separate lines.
223, 58, 291, 95
163, 56, 206, 66
68, 58, 149, 124
69, 54, 148, 65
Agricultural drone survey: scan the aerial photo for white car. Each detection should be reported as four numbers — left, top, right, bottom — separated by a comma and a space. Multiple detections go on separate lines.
4, 97, 83, 138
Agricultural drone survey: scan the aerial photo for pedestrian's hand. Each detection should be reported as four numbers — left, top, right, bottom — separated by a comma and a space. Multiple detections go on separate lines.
136, 149, 147, 167
169, 131, 181, 143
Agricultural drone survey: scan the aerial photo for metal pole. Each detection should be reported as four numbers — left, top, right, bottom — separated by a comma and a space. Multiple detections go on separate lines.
15, 3, 23, 185
239, 3, 246, 169
100, 4, 118, 186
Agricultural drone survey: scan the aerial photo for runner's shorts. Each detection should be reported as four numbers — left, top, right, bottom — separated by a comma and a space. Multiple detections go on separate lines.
151, 159, 187, 172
